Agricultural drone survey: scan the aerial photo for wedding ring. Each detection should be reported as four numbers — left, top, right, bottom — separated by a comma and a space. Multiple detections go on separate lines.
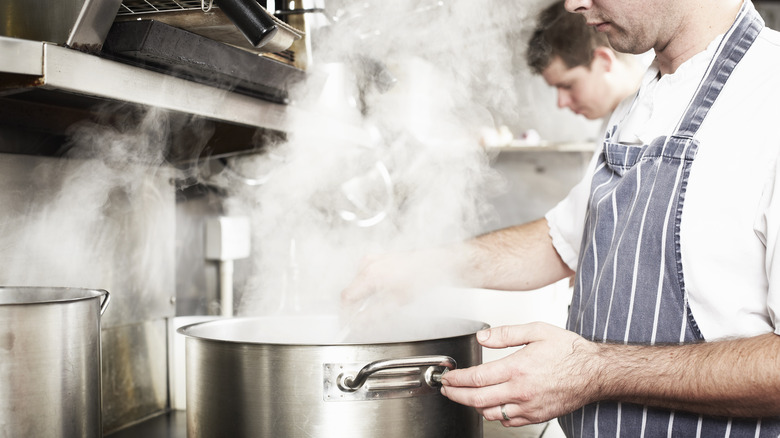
501, 404, 510, 421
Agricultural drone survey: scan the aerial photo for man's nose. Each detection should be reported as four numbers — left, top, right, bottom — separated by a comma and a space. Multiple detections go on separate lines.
565, 0, 591, 13
557, 90, 573, 109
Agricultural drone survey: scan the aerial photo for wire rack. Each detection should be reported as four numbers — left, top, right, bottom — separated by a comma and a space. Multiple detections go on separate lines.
118, 0, 207, 15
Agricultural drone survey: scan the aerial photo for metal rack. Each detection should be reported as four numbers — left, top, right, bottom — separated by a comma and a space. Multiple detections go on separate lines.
118, 0, 205, 14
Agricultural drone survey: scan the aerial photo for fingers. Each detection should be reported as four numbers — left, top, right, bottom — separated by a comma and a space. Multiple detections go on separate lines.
477, 404, 535, 427
440, 376, 512, 411
440, 323, 547, 394
440, 324, 550, 391
440, 356, 525, 413
476, 322, 556, 349
441, 357, 513, 389
441, 324, 592, 430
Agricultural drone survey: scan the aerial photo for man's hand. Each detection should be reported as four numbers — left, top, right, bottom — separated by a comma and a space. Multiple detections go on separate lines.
441, 323, 780, 425
440, 322, 599, 427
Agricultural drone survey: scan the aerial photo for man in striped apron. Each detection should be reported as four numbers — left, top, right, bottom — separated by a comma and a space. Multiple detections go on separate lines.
437, 0, 780, 436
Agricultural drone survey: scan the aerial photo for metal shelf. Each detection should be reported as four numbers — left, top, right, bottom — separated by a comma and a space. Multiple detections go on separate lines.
0, 35, 377, 161
488, 141, 597, 153
0, 36, 292, 131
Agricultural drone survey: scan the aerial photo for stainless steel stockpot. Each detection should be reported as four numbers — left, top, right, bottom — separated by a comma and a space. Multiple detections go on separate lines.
178, 315, 488, 438
0, 287, 110, 438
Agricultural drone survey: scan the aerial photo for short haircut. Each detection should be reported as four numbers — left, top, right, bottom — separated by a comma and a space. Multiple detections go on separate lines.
526, 0, 613, 74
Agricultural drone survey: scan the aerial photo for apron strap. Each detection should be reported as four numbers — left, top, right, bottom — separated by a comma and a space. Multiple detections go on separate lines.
675, 1, 764, 139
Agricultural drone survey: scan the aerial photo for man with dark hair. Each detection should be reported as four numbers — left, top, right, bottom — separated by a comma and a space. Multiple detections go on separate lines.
527, 0, 611, 74
526, 0, 642, 121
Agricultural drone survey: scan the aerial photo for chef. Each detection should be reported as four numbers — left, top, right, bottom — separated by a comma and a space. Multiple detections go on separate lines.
342, 0, 780, 435
526, 0, 644, 123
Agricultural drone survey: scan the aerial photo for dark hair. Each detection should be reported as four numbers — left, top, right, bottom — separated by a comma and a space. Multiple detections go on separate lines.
526, 0, 612, 74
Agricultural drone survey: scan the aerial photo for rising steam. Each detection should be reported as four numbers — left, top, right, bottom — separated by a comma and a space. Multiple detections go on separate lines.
0, 0, 551, 325
0, 106, 201, 325
225, 0, 543, 316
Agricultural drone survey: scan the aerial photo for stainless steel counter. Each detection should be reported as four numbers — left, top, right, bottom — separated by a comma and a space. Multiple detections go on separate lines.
105, 410, 556, 438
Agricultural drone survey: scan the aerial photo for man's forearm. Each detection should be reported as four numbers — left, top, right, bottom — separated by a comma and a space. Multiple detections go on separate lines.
461, 218, 573, 291
593, 332, 780, 417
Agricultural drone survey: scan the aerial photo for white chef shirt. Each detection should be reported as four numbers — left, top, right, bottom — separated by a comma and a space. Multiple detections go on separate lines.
545, 25, 780, 341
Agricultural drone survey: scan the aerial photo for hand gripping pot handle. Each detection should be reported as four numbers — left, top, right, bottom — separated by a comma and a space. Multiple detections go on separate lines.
337, 355, 456, 392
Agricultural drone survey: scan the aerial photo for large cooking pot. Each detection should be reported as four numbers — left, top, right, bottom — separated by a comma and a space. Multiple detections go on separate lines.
0, 287, 110, 438
178, 315, 488, 438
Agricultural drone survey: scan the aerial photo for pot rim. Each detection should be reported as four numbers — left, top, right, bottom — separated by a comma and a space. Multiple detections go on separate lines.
177, 315, 490, 347
0, 286, 109, 307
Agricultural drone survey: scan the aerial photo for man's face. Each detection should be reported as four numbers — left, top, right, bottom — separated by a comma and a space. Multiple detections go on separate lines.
564, 0, 676, 55
541, 56, 612, 120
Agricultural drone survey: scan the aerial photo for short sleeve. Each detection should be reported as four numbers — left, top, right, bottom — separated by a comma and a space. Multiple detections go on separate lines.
754, 155, 780, 334
545, 150, 600, 271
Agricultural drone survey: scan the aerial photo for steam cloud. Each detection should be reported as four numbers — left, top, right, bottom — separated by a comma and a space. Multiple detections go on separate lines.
0, 0, 551, 327
225, 0, 545, 316
0, 106, 192, 324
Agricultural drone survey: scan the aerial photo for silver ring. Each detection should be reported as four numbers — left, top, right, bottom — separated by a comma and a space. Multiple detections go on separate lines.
500, 404, 510, 421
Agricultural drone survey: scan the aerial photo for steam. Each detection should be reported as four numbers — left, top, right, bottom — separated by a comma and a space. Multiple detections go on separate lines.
0, 106, 205, 324
228, 0, 541, 316
0, 0, 550, 328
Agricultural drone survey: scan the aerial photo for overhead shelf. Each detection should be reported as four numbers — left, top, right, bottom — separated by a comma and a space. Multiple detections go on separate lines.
0, 34, 383, 161
489, 141, 598, 153
0, 36, 294, 131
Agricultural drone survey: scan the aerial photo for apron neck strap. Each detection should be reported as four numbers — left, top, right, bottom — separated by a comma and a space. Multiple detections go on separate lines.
674, 0, 764, 139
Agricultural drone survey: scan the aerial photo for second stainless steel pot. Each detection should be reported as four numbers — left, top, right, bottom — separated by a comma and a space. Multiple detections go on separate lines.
0, 287, 110, 438
179, 315, 487, 438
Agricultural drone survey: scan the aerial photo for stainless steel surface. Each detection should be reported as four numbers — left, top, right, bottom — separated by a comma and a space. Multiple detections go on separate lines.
0, 0, 122, 51
0, 153, 175, 433
106, 411, 187, 438
67, 0, 124, 50
102, 319, 171, 434
0, 36, 291, 130
0, 287, 109, 438
179, 316, 487, 438
0, 36, 43, 76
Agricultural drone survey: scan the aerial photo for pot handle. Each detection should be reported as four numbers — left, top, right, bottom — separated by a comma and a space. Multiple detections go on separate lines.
99, 290, 111, 316
337, 355, 456, 392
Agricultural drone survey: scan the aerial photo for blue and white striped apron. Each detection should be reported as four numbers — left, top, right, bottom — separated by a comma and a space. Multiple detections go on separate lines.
559, 2, 780, 436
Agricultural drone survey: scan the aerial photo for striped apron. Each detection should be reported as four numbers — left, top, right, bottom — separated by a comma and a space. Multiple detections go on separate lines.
558, 2, 780, 436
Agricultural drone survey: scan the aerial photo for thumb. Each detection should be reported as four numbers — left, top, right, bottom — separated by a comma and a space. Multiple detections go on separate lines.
476, 322, 550, 348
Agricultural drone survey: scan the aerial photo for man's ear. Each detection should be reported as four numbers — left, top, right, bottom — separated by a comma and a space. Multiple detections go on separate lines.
591, 46, 616, 72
